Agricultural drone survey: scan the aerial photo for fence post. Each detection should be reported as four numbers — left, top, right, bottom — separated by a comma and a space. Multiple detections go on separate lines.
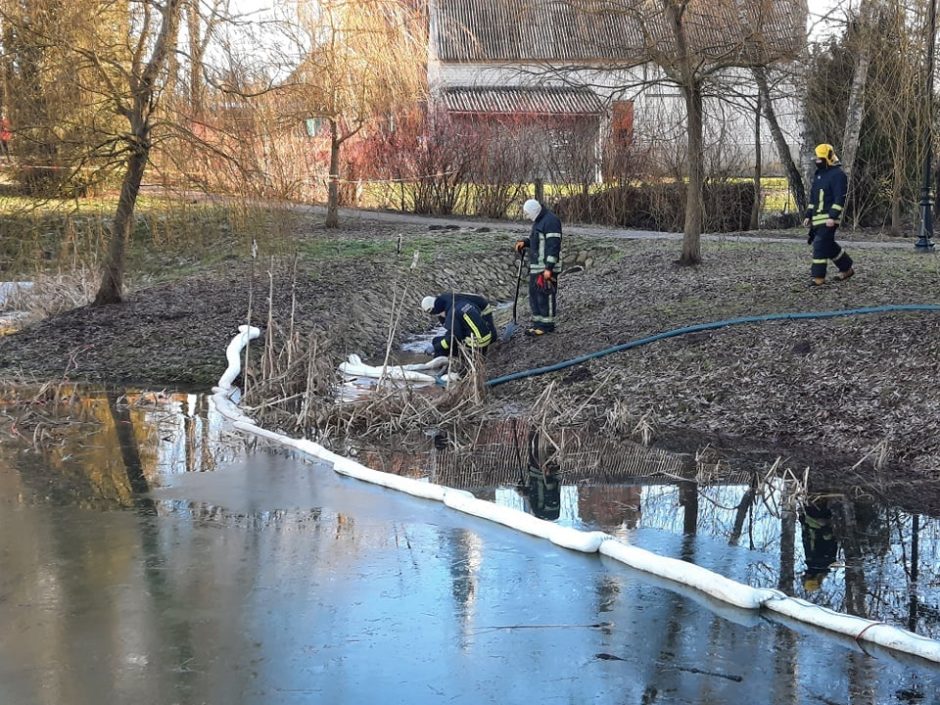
534, 177, 544, 203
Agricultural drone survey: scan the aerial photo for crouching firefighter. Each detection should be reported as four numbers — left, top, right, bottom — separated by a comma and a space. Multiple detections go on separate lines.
515, 198, 562, 336
804, 144, 854, 286
420, 293, 495, 357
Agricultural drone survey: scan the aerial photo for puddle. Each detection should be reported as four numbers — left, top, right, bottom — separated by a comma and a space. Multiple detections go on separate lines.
0, 280, 32, 306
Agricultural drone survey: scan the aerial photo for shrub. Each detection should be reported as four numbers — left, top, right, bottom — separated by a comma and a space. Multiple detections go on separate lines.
553, 180, 756, 233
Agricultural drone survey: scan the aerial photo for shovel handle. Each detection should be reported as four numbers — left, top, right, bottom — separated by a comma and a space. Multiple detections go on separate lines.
511, 254, 524, 324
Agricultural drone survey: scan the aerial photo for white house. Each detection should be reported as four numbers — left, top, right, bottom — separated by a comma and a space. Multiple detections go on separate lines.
427, 0, 806, 180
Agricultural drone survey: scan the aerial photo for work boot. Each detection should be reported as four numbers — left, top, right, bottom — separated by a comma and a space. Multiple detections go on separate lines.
835, 267, 855, 282
809, 277, 826, 287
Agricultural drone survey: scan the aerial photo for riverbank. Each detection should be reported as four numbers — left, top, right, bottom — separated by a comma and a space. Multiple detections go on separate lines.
1, 208, 939, 482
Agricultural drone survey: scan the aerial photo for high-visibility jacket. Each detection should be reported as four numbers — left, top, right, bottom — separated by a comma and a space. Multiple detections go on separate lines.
806, 163, 848, 226
429, 293, 495, 333
432, 299, 494, 356
520, 208, 563, 274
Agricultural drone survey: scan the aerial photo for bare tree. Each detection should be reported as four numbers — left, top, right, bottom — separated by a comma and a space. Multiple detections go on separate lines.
754, 65, 807, 213
633, 0, 804, 263
95, 1, 186, 305
279, 0, 426, 227
531, 0, 805, 264
839, 0, 878, 184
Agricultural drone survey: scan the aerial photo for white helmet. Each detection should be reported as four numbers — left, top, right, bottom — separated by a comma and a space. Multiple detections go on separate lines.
523, 199, 542, 221
421, 296, 436, 313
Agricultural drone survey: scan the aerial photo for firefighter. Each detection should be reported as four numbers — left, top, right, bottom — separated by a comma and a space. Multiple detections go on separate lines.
803, 144, 855, 286
420, 293, 495, 357
514, 199, 562, 336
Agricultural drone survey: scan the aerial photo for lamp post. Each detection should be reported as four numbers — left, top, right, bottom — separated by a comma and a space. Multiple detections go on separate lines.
916, 0, 938, 251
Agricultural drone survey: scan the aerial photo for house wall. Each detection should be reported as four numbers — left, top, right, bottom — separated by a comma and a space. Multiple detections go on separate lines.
430, 60, 803, 178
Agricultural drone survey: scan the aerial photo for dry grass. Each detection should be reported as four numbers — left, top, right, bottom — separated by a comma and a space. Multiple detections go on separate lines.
0, 379, 90, 446
240, 255, 493, 444
2, 268, 98, 324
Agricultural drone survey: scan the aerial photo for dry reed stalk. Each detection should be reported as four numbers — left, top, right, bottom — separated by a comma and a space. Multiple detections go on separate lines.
243, 239, 257, 399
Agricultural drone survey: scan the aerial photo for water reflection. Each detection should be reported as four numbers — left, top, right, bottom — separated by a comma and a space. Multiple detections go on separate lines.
799, 497, 839, 593
0, 387, 242, 510
353, 422, 940, 640
521, 428, 561, 520
2, 398, 940, 702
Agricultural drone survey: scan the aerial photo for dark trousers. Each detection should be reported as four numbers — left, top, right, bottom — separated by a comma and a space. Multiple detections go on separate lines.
811, 226, 853, 278
528, 273, 557, 330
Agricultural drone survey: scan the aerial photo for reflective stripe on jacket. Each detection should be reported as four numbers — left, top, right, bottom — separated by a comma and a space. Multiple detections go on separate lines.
805, 164, 847, 226
520, 208, 563, 274
433, 299, 494, 355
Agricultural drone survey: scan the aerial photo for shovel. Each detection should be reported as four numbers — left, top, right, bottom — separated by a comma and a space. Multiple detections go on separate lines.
500, 254, 525, 342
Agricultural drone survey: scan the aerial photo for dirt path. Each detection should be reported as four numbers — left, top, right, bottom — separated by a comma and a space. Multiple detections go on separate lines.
179, 189, 923, 250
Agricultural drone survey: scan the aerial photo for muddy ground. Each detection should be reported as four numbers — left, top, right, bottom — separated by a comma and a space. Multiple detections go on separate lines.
1, 216, 939, 494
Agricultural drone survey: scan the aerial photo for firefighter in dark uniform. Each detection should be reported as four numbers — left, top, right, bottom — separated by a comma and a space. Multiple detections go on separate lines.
798, 497, 839, 593
420, 293, 495, 357
515, 199, 562, 336
804, 144, 855, 286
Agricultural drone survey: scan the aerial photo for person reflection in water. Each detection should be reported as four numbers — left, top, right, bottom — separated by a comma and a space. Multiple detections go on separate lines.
521, 428, 561, 520
798, 497, 839, 593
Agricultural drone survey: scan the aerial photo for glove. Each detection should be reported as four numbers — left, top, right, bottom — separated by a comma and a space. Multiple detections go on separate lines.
536, 271, 555, 289
514, 240, 527, 253
806, 229, 815, 245
423, 343, 434, 356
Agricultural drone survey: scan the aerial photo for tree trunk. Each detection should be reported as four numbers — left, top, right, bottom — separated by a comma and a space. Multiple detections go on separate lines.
680, 81, 704, 266
187, 1, 204, 116
841, 0, 877, 185
93, 0, 183, 305
797, 45, 816, 200
94, 143, 149, 305
326, 119, 341, 228
751, 95, 762, 230
890, 154, 905, 234
754, 66, 807, 213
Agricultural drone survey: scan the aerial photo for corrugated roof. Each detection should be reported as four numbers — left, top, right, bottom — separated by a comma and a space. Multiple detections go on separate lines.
433, 0, 805, 65
442, 86, 604, 115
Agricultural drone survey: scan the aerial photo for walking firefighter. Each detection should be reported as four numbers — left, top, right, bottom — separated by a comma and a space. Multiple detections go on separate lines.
804, 143, 855, 286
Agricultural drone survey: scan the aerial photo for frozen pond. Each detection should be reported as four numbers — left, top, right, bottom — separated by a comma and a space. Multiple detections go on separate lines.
1, 390, 938, 704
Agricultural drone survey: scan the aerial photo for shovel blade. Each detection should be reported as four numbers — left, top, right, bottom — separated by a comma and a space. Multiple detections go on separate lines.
499, 321, 519, 342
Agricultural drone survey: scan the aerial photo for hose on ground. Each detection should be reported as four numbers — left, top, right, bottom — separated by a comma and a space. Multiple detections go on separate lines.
486, 304, 940, 388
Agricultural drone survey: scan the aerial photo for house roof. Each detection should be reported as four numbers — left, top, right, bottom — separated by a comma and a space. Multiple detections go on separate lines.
442, 86, 604, 115
433, 0, 805, 66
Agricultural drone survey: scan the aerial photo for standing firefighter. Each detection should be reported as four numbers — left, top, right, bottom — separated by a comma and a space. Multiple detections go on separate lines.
515, 199, 562, 336
420, 293, 495, 357
804, 144, 855, 286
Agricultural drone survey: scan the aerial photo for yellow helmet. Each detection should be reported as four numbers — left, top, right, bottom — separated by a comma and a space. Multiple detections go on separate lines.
814, 143, 838, 166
